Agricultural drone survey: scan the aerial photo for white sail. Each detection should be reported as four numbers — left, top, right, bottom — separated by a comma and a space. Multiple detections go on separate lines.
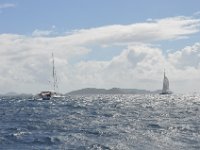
161, 71, 171, 94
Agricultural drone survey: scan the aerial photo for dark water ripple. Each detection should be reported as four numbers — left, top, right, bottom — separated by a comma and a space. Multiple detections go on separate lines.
0, 94, 200, 149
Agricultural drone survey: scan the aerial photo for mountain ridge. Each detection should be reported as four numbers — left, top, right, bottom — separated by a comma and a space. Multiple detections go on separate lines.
67, 88, 160, 95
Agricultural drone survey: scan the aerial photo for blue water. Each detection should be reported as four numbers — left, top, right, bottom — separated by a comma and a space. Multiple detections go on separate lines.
0, 94, 200, 150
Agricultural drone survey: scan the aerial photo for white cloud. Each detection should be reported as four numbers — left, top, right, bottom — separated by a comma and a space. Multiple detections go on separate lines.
0, 16, 200, 94
32, 26, 57, 37
168, 43, 200, 69
69, 43, 200, 93
72, 44, 167, 89
63, 16, 200, 46
0, 3, 15, 9
32, 29, 53, 37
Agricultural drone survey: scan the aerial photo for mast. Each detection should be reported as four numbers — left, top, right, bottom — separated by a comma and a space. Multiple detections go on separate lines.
164, 69, 165, 78
52, 53, 57, 92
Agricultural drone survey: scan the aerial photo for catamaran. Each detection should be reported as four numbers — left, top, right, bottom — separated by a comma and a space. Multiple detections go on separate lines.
160, 70, 172, 94
37, 53, 64, 100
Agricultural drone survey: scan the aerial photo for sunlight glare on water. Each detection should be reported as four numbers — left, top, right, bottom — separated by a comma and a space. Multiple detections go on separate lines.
0, 94, 200, 149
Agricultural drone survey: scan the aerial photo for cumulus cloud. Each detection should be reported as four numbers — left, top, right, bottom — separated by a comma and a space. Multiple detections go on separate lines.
70, 43, 200, 93
71, 44, 167, 90
0, 16, 200, 93
168, 43, 200, 69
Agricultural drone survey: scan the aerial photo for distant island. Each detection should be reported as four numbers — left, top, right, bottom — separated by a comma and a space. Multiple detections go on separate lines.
0, 88, 161, 96
67, 88, 160, 95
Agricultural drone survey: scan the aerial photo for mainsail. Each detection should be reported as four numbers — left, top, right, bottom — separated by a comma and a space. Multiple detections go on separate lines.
162, 71, 170, 94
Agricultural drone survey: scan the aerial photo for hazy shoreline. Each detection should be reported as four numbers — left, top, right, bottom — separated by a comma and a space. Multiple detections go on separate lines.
0, 88, 161, 96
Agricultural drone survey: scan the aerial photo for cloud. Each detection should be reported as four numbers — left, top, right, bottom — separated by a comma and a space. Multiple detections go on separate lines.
32, 29, 54, 37
70, 43, 200, 93
0, 16, 200, 93
72, 44, 165, 90
0, 3, 15, 9
64, 16, 200, 46
32, 26, 57, 37
168, 43, 200, 69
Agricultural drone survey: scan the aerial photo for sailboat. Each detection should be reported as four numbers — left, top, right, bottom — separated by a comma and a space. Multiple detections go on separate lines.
160, 70, 172, 94
37, 53, 64, 100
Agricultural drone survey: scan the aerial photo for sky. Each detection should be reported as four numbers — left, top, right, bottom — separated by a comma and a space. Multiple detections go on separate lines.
1, 0, 200, 94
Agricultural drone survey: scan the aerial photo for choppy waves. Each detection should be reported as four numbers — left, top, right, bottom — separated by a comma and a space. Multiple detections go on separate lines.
0, 94, 200, 149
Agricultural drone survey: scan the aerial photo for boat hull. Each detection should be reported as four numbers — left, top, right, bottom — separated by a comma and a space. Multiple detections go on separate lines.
160, 91, 173, 95
42, 97, 51, 100
37, 91, 52, 100
35, 91, 64, 100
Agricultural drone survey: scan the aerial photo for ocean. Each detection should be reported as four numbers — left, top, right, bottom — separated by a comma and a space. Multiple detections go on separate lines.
0, 94, 200, 150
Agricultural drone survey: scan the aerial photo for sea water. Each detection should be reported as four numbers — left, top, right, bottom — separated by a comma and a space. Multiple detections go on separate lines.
0, 94, 200, 150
